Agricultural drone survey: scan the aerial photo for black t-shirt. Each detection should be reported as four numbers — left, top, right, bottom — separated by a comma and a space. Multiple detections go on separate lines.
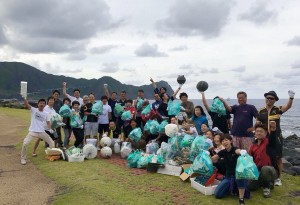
53, 99, 63, 113
108, 127, 121, 139
81, 103, 98, 122
217, 147, 239, 177
208, 111, 231, 134
108, 98, 117, 118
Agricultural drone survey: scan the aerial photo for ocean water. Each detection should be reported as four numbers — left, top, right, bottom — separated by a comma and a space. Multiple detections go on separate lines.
188, 98, 300, 138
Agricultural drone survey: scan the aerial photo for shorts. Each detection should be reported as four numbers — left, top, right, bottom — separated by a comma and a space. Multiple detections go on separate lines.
275, 134, 283, 158
98, 124, 109, 135
232, 136, 253, 151
84, 122, 98, 137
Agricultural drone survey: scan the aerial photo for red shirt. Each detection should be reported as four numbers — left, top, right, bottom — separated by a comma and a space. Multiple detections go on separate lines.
124, 106, 136, 119
248, 138, 272, 171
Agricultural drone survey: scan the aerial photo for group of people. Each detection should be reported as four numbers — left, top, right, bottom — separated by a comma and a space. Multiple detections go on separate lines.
20, 78, 295, 205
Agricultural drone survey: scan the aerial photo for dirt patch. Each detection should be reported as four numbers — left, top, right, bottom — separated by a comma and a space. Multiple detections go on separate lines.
0, 112, 57, 205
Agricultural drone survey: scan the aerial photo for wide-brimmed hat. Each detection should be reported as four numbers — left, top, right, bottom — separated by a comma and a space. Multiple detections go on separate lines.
264, 91, 279, 101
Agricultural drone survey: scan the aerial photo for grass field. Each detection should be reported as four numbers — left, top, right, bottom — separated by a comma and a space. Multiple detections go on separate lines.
1, 107, 300, 205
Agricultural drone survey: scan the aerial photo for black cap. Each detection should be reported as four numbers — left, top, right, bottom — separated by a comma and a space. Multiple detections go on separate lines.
264, 91, 279, 101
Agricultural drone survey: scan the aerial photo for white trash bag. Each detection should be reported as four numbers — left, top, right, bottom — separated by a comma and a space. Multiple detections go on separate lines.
101, 146, 112, 158
120, 142, 132, 159
83, 144, 97, 159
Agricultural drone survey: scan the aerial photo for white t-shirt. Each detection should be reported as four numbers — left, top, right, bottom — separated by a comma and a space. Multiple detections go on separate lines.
29, 107, 51, 132
190, 127, 198, 137
98, 104, 112, 124
43, 105, 56, 130
67, 94, 83, 107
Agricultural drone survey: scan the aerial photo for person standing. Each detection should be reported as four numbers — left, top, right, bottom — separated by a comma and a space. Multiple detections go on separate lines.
201, 92, 231, 134
116, 90, 127, 130
104, 84, 118, 122
52, 90, 63, 147
82, 93, 98, 140
221, 91, 258, 151
98, 96, 112, 138
62, 82, 83, 106
152, 93, 161, 111
21, 98, 54, 165
256, 90, 295, 186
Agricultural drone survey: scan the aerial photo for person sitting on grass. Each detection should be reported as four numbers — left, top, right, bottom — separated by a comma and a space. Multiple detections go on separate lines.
248, 121, 279, 198
71, 101, 84, 148
21, 98, 54, 165
212, 134, 248, 205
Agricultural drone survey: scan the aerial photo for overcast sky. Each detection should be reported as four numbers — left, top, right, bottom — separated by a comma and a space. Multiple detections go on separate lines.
0, 0, 299, 99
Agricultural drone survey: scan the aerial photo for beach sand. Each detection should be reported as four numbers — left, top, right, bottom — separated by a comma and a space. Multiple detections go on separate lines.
0, 113, 57, 205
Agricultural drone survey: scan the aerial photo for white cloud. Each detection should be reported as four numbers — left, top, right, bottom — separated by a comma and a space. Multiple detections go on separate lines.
100, 62, 120, 73
90, 45, 119, 54
156, 0, 234, 38
169, 45, 188, 51
230, 66, 246, 72
287, 36, 300, 46
134, 43, 167, 57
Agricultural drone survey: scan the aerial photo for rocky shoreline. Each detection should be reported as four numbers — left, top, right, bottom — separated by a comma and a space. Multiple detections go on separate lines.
282, 134, 300, 175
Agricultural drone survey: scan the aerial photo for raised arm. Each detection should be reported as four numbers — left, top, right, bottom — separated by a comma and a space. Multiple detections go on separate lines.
172, 86, 181, 98
201, 92, 210, 111
62, 82, 68, 97
219, 97, 232, 113
280, 90, 295, 113
150, 77, 158, 89
23, 97, 31, 110
104, 84, 110, 98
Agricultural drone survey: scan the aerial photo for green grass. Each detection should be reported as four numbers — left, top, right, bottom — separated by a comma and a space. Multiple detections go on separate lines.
1, 107, 300, 205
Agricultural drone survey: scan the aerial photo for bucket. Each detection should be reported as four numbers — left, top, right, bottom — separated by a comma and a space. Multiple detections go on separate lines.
86, 138, 97, 147
147, 163, 165, 173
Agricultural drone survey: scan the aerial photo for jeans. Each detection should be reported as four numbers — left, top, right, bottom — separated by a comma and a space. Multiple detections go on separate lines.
214, 177, 248, 199
63, 127, 71, 147
72, 128, 84, 147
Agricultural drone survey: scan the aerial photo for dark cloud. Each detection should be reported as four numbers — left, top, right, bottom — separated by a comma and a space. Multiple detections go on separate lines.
90, 45, 119, 54
135, 43, 167, 57
156, 0, 234, 38
0, 0, 122, 53
230, 66, 246, 72
170, 45, 188, 51
286, 36, 300, 46
238, 2, 278, 24
100, 62, 120, 73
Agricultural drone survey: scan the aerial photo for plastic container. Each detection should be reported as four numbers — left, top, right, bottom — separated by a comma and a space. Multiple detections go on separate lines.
190, 178, 220, 195
68, 154, 85, 162
86, 138, 97, 147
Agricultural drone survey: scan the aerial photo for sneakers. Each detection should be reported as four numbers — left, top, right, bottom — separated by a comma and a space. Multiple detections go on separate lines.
239, 198, 245, 205
32, 153, 37, 157
274, 178, 282, 186
21, 159, 27, 165
263, 188, 271, 198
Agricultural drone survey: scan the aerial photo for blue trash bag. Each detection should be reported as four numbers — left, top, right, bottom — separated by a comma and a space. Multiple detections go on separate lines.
127, 150, 142, 168
168, 136, 183, 152
190, 150, 214, 176
91, 101, 103, 115
141, 104, 151, 115
190, 136, 211, 161
146, 140, 159, 154
181, 134, 195, 148
114, 103, 124, 117
59, 104, 72, 117
159, 120, 168, 133
137, 154, 153, 169
150, 120, 160, 135
144, 120, 153, 132
70, 114, 83, 128
129, 128, 143, 142
210, 98, 226, 116
236, 154, 259, 180
121, 110, 132, 121
168, 100, 181, 116
136, 98, 144, 111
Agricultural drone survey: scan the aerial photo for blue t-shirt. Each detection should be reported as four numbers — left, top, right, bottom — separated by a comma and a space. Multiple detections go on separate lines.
191, 115, 208, 135
230, 104, 258, 137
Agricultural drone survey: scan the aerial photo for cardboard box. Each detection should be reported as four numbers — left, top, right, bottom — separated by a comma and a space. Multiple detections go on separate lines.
179, 164, 201, 182
157, 164, 192, 177
190, 178, 220, 195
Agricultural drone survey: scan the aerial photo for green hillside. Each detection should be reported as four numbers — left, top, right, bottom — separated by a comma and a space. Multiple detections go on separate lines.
0, 62, 173, 100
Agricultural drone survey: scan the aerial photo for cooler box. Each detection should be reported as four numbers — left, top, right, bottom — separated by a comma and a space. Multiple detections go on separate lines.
86, 138, 97, 147
190, 178, 220, 195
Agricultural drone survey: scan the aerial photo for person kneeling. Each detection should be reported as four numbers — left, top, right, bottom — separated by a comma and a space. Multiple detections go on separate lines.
211, 134, 248, 205
248, 122, 279, 198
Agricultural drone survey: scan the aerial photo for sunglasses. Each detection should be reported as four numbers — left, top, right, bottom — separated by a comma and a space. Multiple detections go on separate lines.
266, 97, 275, 100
